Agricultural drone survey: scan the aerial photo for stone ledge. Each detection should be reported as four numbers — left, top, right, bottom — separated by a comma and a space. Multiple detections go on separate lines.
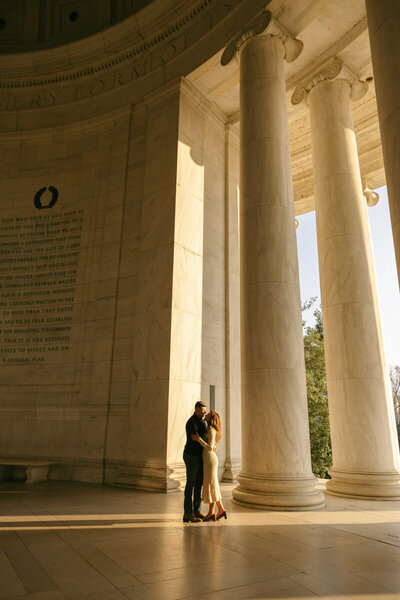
0, 458, 57, 484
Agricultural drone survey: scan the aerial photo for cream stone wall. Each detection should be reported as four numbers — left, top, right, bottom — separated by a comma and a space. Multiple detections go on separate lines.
0, 108, 131, 483
102, 105, 147, 484
0, 75, 237, 489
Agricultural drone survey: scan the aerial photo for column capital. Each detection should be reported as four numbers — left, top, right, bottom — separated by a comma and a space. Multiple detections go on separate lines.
363, 182, 379, 207
291, 58, 368, 106
221, 10, 303, 66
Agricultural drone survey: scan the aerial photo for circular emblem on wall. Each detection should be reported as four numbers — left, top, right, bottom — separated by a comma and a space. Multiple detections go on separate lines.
34, 186, 59, 210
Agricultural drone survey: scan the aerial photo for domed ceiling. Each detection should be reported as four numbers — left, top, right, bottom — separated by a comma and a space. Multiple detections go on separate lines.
0, 0, 155, 53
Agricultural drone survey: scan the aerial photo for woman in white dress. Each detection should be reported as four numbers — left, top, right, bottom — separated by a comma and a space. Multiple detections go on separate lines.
191, 410, 227, 521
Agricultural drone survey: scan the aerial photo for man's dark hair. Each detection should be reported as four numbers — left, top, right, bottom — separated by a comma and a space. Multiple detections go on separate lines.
195, 401, 207, 409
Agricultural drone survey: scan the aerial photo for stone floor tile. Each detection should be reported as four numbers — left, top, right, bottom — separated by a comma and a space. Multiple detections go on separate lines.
68, 590, 128, 600
70, 541, 143, 588
4, 539, 58, 595
13, 592, 65, 600
356, 568, 400, 592
0, 549, 26, 599
2, 480, 400, 600
288, 573, 347, 597
27, 540, 117, 597
195, 576, 320, 599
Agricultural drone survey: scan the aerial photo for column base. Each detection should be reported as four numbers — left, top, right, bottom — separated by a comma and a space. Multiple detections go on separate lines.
232, 472, 325, 510
222, 459, 241, 482
326, 469, 400, 500
114, 461, 185, 492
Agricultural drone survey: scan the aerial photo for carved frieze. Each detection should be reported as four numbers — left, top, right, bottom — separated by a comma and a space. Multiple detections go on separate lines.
0, 0, 267, 113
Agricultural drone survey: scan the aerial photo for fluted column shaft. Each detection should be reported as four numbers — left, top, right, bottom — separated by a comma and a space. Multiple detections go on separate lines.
309, 77, 400, 499
233, 34, 324, 510
366, 0, 400, 287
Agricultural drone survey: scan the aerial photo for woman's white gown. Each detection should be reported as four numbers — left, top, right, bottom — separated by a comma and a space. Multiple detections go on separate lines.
198, 427, 221, 503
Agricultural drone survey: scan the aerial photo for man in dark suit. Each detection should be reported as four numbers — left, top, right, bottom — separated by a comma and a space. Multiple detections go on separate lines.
183, 400, 208, 522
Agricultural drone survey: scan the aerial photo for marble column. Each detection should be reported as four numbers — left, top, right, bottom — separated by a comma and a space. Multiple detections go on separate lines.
222, 123, 242, 482
223, 15, 324, 509
366, 0, 400, 287
304, 70, 400, 499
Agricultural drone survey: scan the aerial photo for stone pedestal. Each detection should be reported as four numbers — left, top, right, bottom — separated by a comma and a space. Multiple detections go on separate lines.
366, 0, 400, 287
233, 33, 324, 510
308, 77, 400, 499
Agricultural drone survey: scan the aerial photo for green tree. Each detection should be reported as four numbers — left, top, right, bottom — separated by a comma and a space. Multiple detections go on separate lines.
302, 299, 332, 478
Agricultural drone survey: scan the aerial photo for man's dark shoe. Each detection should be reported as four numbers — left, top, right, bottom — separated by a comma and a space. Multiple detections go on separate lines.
194, 512, 206, 520
183, 513, 201, 523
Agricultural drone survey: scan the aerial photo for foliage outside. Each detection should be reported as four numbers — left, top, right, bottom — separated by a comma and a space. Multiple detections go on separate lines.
303, 302, 400, 478
389, 365, 400, 444
302, 298, 332, 478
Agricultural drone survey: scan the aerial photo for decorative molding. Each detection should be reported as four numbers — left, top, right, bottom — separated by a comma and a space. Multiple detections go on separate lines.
363, 183, 379, 207
291, 59, 343, 105
0, 0, 214, 89
221, 10, 303, 66
221, 9, 271, 66
267, 17, 304, 63
291, 58, 368, 106
221, 458, 241, 482
114, 460, 185, 491
144, 75, 226, 129
285, 17, 367, 93
0, 0, 265, 114
180, 76, 226, 129
226, 120, 239, 147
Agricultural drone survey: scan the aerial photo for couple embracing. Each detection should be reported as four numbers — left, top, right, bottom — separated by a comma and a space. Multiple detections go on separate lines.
183, 400, 227, 523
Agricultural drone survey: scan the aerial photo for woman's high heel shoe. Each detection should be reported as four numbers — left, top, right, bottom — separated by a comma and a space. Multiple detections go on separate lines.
203, 514, 216, 521
216, 511, 227, 520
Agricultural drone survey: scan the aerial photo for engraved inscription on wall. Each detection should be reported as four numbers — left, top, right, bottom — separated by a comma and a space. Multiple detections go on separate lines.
0, 209, 84, 365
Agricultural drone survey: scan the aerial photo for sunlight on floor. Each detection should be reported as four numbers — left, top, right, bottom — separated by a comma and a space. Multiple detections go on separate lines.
1, 480, 400, 599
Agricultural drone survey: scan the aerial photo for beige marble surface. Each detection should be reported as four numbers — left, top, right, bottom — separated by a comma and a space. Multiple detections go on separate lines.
122, 83, 205, 487
2, 479, 400, 599
235, 33, 323, 510
309, 77, 400, 499
0, 109, 132, 486
366, 0, 400, 286
222, 123, 242, 482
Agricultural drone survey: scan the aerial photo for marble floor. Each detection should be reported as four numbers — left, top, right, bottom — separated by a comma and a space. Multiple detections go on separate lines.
1, 480, 400, 600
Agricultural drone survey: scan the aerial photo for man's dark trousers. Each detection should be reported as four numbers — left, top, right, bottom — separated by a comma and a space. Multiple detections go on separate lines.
183, 452, 203, 515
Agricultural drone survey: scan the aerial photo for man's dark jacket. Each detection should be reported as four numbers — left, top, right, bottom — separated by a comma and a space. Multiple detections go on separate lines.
184, 413, 208, 455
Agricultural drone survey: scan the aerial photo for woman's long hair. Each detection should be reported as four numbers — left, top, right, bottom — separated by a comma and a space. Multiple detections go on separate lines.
209, 411, 222, 443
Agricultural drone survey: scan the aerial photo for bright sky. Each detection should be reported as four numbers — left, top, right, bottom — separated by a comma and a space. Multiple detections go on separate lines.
296, 185, 400, 367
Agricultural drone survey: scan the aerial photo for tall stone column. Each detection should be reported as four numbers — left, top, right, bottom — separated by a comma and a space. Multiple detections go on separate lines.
292, 62, 400, 499
366, 0, 400, 287
222, 122, 242, 482
116, 81, 205, 491
222, 11, 324, 510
